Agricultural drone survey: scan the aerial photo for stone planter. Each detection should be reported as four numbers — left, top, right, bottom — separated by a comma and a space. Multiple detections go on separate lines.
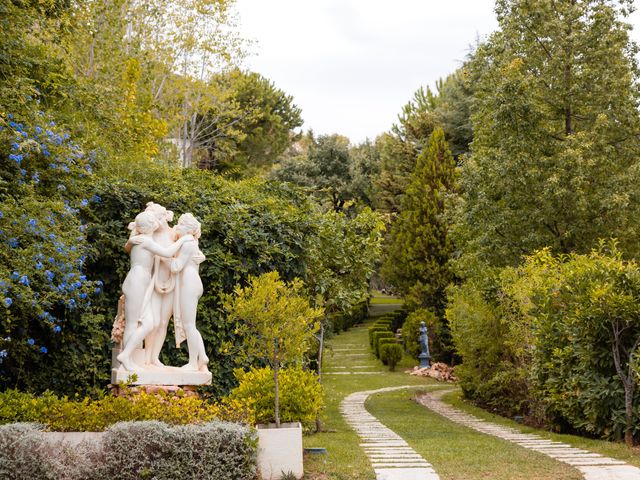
256, 422, 303, 480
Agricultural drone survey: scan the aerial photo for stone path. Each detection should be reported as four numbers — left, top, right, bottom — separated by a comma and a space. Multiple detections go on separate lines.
417, 390, 640, 480
341, 386, 440, 480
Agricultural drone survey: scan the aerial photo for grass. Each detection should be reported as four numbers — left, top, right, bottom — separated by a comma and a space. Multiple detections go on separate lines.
368, 389, 581, 480
369, 290, 404, 305
303, 306, 640, 479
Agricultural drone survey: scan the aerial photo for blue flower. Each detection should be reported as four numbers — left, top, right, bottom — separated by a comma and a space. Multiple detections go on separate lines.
91, 195, 101, 203
47, 257, 55, 264
27, 219, 37, 228
35, 126, 42, 135
8, 154, 23, 164
40, 346, 47, 354
94, 287, 102, 295
19, 275, 29, 286
32, 171, 40, 184
10, 271, 19, 280
0, 211, 3, 219
8, 238, 18, 248
79, 292, 87, 299
7, 114, 13, 119
0, 350, 7, 358
45, 270, 54, 282
80, 199, 88, 207
53, 325, 61, 333
3, 298, 12, 307
67, 299, 76, 309
11, 143, 20, 151
35, 262, 43, 270
27, 338, 34, 346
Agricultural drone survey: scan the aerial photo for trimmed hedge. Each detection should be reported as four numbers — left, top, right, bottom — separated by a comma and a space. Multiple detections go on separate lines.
0, 421, 257, 480
372, 331, 395, 357
0, 389, 241, 432
380, 343, 403, 371
368, 326, 389, 347
378, 338, 397, 363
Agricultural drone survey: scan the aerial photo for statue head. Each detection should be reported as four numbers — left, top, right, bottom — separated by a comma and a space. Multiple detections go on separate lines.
128, 211, 159, 235
176, 213, 201, 239
145, 202, 174, 227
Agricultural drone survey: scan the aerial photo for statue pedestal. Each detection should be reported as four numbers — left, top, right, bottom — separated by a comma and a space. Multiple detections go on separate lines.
111, 348, 212, 386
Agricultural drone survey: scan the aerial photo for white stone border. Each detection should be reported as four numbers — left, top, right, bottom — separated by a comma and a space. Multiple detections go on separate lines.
417, 389, 640, 480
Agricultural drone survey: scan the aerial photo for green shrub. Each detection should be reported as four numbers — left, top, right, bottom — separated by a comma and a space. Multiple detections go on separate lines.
372, 331, 395, 357
0, 389, 243, 431
380, 344, 403, 371
227, 366, 323, 428
377, 338, 397, 364
368, 325, 389, 347
0, 421, 257, 480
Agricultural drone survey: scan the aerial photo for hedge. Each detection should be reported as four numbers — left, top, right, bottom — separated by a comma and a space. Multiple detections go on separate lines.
372, 331, 395, 357
0, 421, 257, 480
380, 343, 403, 371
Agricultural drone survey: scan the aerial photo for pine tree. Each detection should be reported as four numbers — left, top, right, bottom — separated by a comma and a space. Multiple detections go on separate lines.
382, 128, 457, 314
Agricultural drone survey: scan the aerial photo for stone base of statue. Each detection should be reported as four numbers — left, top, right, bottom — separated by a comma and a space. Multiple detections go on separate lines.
111, 347, 212, 386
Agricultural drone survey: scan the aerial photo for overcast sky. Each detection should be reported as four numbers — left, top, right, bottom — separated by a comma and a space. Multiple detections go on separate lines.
234, 0, 640, 143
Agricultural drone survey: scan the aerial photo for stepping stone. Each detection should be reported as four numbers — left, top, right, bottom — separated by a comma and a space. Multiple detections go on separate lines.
417, 390, 640, 480
342, 386, 440, 479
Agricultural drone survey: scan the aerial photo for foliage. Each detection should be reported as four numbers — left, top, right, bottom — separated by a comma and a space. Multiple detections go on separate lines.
382, 128, 457, 314
0, 388, 245, 431
227, 366, 324, 428
196, 70, 303, 174
380, 343, 403, 371
0, 114, 106, 394
449, 244, 640, 443
0, 421, 257, 480
372, 331, 394, 358
454, 0, 640, 273
377, 338, 397, 363
508, 245, 640, 444
272, 133, 380, 213
224, 271, 322, 426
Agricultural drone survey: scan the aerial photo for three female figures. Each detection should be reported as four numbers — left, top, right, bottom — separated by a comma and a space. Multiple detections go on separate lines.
114, 203, 209, 376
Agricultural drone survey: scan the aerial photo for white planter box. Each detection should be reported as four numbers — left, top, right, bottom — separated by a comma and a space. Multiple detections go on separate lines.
256, 422, 303, 480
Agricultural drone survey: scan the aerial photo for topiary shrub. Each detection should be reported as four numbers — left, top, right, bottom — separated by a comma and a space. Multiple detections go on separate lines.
368, 325, 389, 347
380, 343, 403, 371
377, 338, 397, 364
372, 331, 395, 357
226, 366, 324, 429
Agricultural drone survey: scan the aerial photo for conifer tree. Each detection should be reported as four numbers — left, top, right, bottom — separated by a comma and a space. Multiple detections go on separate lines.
382, 128, 457, 314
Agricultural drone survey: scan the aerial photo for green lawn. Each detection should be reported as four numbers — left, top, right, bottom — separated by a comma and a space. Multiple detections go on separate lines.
369, 290, 404, 305
303, 310, 639, 479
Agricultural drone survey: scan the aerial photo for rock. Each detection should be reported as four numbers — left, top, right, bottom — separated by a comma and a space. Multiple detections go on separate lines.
405, 362, 457, 382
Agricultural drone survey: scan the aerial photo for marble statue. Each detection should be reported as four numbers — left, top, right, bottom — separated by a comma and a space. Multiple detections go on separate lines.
111, 204, 212, 386
418, 321, 431, 369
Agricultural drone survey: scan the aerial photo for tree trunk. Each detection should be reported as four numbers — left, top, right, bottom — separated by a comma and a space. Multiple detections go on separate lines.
624, 381, 635, 447
315, 322, 325, 433
274, 361, 280, 428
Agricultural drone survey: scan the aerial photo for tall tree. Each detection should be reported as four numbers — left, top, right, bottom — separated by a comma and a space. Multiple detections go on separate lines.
195, 70, 303, 174
455, 0, 640, 272
382, 128, 457, 313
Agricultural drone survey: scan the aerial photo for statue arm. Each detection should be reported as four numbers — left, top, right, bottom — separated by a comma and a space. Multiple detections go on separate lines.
170, 241, 195, 273
142, 235, 194, 258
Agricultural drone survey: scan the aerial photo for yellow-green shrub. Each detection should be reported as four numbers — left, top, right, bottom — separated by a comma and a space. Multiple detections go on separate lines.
0, 389, 243, 431
227, 366, 323, 428
380, 343, 403, 371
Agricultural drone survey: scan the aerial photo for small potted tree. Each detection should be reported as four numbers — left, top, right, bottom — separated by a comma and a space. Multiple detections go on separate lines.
225, 271, 322, 480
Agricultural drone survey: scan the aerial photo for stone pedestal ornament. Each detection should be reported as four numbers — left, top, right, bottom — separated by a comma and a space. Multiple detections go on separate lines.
111, 203, 211, 386
418, 321, 431, 369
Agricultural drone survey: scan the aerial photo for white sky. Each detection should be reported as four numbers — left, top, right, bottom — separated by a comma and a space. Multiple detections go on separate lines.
234, 0, 640, 143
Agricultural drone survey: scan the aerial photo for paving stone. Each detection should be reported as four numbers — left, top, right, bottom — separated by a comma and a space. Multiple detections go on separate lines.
342, 386, 440, 480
